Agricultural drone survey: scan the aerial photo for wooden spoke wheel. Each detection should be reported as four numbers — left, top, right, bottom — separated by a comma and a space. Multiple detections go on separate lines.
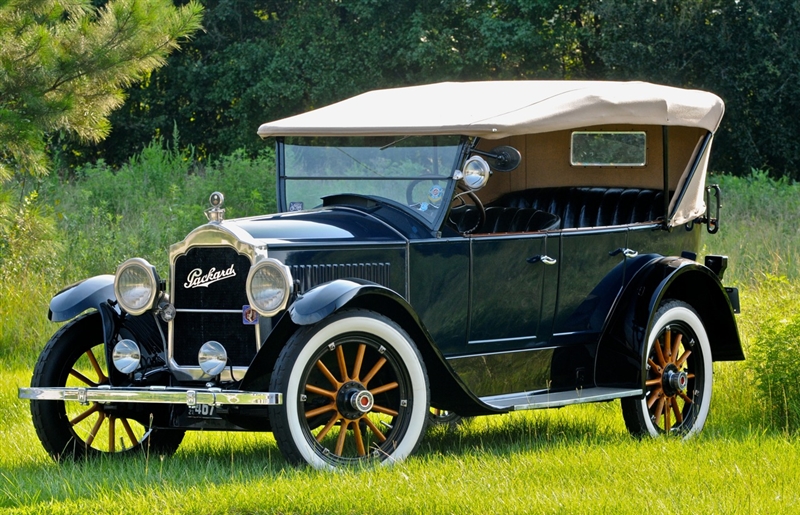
30, 313, 184, 460
269, 310, 429, 468
622, 300, 713, 438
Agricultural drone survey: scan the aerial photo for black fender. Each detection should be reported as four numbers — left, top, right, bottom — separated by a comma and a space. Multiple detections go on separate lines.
48, 275, 169, 386
239, 279, 505, 417
49, 275, 120, 373
49, 274, 116, 322
595, 256, 743, 390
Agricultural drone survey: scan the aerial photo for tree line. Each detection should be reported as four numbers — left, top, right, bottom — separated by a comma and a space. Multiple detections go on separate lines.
3, 1, 800, 179
75, 0, 797, 179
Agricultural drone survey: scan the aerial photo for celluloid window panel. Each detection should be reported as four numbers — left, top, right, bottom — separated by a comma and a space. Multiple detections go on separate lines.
570, 131, 647, 167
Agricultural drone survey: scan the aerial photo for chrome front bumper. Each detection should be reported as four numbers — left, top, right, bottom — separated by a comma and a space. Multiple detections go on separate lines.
18, 386, 282, 407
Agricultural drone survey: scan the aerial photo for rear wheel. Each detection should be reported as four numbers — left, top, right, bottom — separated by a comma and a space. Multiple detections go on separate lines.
621, 300, 712, 438
30, 313, 184, 460
269, 310, 429, 468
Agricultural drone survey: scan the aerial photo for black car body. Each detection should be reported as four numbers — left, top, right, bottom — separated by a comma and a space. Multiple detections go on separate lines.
21, 81, 743, 468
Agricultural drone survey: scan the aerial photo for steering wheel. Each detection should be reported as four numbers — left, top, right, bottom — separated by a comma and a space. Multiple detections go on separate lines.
406, 177, 445, 212
448, 188, 486, 235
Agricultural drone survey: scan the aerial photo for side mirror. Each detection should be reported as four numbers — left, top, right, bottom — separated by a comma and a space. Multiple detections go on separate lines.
487, 145, 522, 172
470, 145, 522, 172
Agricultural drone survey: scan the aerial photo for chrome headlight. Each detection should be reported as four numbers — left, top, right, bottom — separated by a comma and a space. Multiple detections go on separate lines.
112, 339, 141, 374
114, 258, 161, 316
461, 156, 491, 190
246, 258, 292, 316
198, 340, 228, 377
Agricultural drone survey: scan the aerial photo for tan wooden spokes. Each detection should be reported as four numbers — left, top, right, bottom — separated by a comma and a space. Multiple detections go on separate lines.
645, 327, 695, 433
65, 346, 143, 452
305, 342, 399, 459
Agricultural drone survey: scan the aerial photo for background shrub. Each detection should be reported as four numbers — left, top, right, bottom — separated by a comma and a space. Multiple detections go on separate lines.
749, 278, 800, 433
0, 140, 275, 364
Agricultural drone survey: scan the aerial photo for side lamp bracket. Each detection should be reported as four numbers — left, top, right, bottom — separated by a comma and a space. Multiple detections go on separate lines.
693, 184, 721, 234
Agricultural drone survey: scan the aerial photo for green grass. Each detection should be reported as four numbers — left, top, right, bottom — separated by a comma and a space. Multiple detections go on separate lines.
3, 163, 800, 513
2, 399, 799, 513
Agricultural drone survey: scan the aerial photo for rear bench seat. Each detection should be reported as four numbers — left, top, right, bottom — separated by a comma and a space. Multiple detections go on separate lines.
449, 187, 667, 233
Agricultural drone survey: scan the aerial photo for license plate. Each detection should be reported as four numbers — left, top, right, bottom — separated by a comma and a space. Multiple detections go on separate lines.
187, 404, 216, 417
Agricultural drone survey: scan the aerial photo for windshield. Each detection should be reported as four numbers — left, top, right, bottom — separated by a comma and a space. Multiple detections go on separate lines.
280, 136, 464, 227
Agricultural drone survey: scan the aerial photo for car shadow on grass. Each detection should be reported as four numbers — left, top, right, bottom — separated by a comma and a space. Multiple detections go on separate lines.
417, 408, 630, 459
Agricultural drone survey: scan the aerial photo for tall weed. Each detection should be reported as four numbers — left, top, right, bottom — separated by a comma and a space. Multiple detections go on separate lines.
0, 191, 64, 366
746, 276, 800, 432
704, 170, 800, 432
704, 169, 800, 285
0, 140, 275, 364
43, 140, 276, 277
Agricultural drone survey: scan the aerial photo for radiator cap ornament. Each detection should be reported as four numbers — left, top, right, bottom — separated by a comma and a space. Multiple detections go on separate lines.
205, 191, 225, 223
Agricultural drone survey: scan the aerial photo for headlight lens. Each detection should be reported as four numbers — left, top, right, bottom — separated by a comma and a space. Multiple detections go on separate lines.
246, 259, 292, 316
114, 258, 160, 315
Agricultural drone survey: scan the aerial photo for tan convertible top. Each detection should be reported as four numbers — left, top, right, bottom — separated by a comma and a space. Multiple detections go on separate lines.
257, 81, 724, 139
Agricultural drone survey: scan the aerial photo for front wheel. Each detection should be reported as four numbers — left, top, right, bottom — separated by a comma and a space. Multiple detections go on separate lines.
30, 313, 185, 460
621, 300, 712, 438
269, 310, 430, 469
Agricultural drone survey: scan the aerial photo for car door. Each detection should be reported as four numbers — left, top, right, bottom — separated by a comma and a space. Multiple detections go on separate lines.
468, 232, 557, 351
546, 227, 628, 390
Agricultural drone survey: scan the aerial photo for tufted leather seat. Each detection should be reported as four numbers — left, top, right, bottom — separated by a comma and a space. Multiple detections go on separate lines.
448, 187, 667, 234
494, 187, 667, 229
449, 205, 560, 234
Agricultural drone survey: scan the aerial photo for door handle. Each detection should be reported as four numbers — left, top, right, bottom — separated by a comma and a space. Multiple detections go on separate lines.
609, 248, 638, 259
527, 255, 557, 265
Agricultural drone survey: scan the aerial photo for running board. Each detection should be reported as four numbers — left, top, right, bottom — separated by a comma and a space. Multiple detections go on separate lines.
480, 387, 643, 411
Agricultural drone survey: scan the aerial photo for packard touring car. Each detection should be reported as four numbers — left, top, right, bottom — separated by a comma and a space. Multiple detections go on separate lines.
20, 81, 743, 469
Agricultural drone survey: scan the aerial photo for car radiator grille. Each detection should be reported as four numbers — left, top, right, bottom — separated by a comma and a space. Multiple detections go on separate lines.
172, 246, 255, 367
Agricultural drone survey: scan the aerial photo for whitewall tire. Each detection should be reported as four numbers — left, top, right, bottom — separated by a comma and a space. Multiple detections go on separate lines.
269, 310, 429, 468
621, 300, 713, 438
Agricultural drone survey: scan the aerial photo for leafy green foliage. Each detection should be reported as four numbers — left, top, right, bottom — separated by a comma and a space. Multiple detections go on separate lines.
56, 0, 800, 179
748, 277, 800, 433
595, 0, 800, 177
0, 0, 203, 178
85, 0, 596, 165
0, 141, 274, 363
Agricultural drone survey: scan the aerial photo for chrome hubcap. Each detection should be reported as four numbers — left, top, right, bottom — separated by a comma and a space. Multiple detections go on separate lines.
350, 390, 374, 413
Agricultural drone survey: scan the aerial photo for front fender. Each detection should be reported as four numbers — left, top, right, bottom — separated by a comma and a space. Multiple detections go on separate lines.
288, 279, 370, 326
49, 275, 116, 322
595, 257, 743, 389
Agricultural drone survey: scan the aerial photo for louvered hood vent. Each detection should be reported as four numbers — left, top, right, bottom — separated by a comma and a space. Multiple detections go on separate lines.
291, 263, 391, 294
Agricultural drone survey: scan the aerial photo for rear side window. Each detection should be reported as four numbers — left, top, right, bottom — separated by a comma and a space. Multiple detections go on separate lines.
570, 131, 647, 167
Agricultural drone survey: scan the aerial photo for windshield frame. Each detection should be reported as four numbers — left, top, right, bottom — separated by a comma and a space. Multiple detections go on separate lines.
276, 136, 469, 231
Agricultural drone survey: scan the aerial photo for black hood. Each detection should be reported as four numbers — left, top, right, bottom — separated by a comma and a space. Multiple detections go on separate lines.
229, 207, 407, 244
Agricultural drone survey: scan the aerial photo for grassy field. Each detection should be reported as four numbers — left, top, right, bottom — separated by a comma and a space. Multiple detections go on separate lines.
2, 165, 800, 513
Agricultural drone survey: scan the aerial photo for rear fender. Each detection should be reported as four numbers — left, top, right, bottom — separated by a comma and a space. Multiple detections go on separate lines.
240, 279, 504, 416
595, 257, 743, 390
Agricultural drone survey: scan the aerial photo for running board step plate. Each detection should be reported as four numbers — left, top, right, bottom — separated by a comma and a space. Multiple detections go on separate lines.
480, 387, 643, 411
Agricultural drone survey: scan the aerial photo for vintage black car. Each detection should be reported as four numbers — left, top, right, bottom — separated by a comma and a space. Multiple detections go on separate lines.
20, 81, 743, 469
